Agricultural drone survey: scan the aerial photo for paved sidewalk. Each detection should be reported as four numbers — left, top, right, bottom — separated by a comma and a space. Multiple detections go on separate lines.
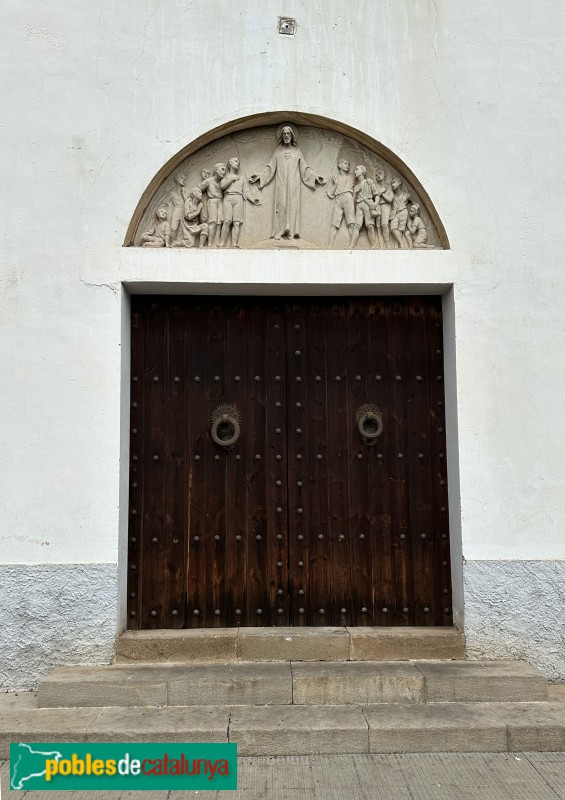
2, 752, 565, 799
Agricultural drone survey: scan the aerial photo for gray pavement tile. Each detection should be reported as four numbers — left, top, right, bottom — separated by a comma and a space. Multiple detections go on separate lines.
264, 765, 315, 789
3, 753, 565, 799
235, 756, 308, 790
233, 792, 362, 800
308, 753, 360, 785
408, 787, 559, 800
308, 790, 396, 800
395, 751, 543, 785
527, 752, 565, 762
170, 792, 242, 800
350, 753, 409, 787
23, 793, 126, 800
530, 784, 565, 800
0, 761, 13, 800
356, 789, 412, 800
233, 767, 270, 788
525, 752, 565, 799
395, 753, 563, 800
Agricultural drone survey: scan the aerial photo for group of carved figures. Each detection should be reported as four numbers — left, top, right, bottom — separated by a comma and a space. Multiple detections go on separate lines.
140, 124, 430, 250
141, 157, 255, 249
325, 160, 429, 249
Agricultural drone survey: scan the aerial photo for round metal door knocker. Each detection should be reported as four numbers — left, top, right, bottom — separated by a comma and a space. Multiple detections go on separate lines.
356, 404, 383, 446
211, 404, 241, 450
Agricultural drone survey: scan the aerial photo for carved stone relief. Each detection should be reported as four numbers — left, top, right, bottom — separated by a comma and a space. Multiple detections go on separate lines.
134, 124, 443, 250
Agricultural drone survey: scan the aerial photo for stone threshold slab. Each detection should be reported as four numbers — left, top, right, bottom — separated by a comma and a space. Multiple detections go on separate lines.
116, 626, 465, 663
2, 701, 565, 758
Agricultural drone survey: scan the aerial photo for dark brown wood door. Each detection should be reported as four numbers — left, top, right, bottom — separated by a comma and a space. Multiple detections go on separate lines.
128, 296, 452, 629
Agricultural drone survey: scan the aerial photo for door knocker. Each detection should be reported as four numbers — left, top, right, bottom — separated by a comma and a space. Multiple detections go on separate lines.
356, 404, 383, 446
211, 404, 241, 450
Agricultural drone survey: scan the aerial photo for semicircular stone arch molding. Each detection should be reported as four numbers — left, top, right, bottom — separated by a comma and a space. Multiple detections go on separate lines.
125, 112, 449, 252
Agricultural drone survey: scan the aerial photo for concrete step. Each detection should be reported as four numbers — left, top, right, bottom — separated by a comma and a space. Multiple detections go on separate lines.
231, 702, 565, 755
115, 626, 466, 663
2, 694, 565, 758
37, 660, 548, 708
293, 660, 548, 705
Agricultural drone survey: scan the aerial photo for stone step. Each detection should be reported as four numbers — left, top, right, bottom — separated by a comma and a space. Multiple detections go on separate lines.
2, 694, 565, 758
37, 660, 547, 708
115, 626, 466, 663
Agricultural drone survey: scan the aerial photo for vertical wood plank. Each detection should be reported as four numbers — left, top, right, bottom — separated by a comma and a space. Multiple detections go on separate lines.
140, 300, 167, 628
265, 301, 289, 625
387, 299, 413, 625
286, 302, 309, 625
161, 300, 187, 628
406, 298, 435, 625
186, 301, 207, 627
304, 301, 331, 625
127, 297, 145, 629
346, 299, 373, 625
325, 301, 352, 626
204, 302, 227, 627
427, 299, 453, 625
245, 303, 268, 625
367, 299, 395, 625
224, 301, 248, 627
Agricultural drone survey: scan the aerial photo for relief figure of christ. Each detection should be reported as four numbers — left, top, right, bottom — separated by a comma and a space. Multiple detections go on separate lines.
250, 124, 325, 240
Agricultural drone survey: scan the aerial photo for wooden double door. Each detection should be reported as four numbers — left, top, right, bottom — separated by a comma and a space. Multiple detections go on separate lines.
128, 296, 452, 629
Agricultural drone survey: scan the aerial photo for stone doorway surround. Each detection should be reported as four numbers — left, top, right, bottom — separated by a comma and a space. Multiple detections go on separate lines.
117, 283, 462, 641
117, 111, 461, 642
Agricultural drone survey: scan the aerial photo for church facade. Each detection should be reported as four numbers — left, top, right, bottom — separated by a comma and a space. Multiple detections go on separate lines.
1, 0, 564, 689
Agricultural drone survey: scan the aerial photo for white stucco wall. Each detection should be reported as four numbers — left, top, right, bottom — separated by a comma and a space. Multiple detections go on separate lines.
1, 0, 564, 686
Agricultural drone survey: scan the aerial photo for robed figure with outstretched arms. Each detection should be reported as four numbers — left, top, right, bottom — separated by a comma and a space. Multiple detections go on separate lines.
250, 124, 325, 240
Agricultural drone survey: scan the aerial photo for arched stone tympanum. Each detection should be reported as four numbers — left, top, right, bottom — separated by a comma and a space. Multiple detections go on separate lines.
125, 112, 448, 252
